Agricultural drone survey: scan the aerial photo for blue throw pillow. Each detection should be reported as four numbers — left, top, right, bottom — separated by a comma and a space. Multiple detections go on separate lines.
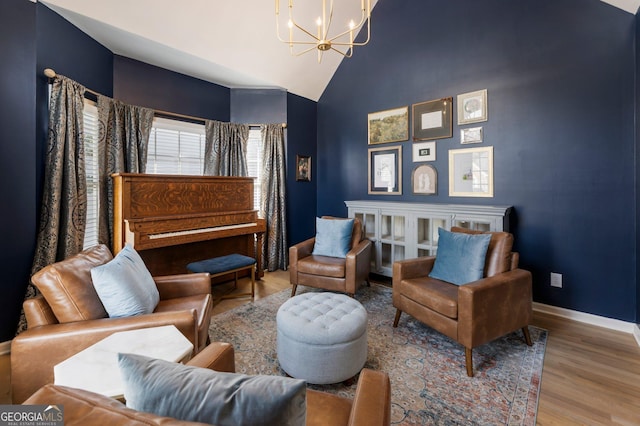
311, 217, 354, 258
90, 244, 159, 317
428, 228, 491, 285
119, 353, 307, 426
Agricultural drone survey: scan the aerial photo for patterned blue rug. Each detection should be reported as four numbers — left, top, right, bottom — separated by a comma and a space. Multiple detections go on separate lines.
208, 284, 546, 425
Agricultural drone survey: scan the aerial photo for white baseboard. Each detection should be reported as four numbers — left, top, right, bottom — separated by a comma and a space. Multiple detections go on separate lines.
0, 340, 11, 355
533, 302, 639, 338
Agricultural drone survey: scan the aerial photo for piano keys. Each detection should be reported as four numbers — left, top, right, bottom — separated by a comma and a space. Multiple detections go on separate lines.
112, 173, 265, 278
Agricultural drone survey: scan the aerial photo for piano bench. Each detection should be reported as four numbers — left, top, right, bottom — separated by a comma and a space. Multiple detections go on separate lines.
187, 254, 256, 300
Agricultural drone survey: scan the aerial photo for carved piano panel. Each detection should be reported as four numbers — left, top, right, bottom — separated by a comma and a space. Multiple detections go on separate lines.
112, 173, 265, 278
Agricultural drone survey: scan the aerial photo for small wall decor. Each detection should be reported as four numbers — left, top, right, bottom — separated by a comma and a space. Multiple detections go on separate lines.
368, 146, 402, 195
412, 141, 436, 162
449, 146, 493, 197
296, 155, 311, 181
412, 164, 437, 195
412, 97, 453, 141
457, 89, 488, 125
460, 127, 483, 144
368, 106, 409, 145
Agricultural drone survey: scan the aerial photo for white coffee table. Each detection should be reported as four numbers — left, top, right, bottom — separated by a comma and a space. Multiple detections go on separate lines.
54, 325, 194, 399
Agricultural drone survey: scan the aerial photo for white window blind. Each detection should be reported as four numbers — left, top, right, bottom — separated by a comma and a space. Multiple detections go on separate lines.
83, 101, 100, 249
246, 128, 263, 211
146, 117, 206, 175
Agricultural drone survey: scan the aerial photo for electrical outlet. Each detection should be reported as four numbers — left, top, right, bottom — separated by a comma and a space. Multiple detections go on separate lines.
550, 272, 562, 288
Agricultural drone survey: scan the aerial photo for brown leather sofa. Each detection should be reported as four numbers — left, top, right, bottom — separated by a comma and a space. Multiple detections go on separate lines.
289, 217, 372, 297
392, 227, 533, 376
11, 244, 213, 403
23, 343, 392, 426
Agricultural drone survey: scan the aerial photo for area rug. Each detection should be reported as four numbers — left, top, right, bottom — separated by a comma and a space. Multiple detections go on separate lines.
208, 284, 547, 425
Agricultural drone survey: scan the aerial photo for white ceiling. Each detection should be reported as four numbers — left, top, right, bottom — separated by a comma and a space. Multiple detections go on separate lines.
39, 0, 638, 102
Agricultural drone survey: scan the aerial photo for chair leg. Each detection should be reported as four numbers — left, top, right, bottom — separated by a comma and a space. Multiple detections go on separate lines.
522, 326, 532, 346
465, 348, 474, 377
393, 309, 402, 327
290, 284, 297, 297
250, 265, 255, 299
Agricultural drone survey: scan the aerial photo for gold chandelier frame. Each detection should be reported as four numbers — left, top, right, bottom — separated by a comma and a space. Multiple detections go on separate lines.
275, 0, 371, 62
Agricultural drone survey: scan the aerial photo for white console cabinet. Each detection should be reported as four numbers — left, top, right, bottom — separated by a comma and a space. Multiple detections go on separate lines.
345, 201, 513, 277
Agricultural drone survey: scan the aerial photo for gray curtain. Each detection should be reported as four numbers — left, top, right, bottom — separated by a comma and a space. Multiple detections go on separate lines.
20, 75, 87, 334
204, 120, 249, 176
97, 95, 154, 249
260, 124, 288, 271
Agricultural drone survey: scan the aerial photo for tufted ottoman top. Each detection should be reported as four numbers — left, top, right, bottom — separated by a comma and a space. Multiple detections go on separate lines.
277, 292, 367, 345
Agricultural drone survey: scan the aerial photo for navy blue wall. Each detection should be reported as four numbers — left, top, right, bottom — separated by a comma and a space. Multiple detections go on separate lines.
114, 56, 229, 121
0, 0, 37, 342
287, 93, 318, 245
318, 0, 636, 322
230, 89, 286, 124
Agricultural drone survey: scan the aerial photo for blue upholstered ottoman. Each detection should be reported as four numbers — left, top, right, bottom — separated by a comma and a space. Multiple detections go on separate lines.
276, 292, 368, 384
187, 254, 256, 299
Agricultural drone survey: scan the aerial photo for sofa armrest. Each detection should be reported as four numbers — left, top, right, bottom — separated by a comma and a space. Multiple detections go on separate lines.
186, 342, 235, 373
11, 311, 197, 404
345, 239, 372, 293
457, 268, 533, 348
392, 256, 436, 284
348, 369, 391, 426
289, 237, 315, 283
154, 273, 211, 299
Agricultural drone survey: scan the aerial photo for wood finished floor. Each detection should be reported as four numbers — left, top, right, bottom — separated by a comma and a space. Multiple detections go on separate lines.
2, 270, 639, 425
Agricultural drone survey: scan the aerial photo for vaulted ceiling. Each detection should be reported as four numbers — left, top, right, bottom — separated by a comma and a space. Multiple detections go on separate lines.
40, 0, 638, 102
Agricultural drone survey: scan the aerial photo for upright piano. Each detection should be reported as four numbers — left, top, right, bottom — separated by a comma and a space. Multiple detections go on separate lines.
112, 173, 266, 278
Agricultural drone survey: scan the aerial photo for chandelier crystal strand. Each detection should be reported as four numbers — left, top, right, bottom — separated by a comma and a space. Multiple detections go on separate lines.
275, 0, 371, 63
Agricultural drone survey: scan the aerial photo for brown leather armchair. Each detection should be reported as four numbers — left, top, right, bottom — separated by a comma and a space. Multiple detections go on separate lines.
392, 227, 532, 377
289, 217, 372, 297
11, 244, 213, 403
24, 343, 391, 426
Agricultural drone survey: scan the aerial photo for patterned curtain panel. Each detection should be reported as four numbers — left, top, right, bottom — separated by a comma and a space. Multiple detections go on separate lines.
20, 76, 87, 334
96, 95, 154, 249
204, 120, 249, 176
260, 124, 288, 271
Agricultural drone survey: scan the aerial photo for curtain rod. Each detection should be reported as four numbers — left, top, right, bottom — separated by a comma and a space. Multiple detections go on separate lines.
44, 68, 287, 128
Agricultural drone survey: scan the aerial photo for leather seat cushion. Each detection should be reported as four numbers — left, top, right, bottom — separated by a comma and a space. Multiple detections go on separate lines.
297, 255, 346, 278
396, 277, 459, 319
306, 389, 352, 426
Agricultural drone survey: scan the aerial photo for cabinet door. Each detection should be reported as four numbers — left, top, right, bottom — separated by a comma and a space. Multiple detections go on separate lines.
351, 209, 378, 272
379, 212, 406, 275
415, 214, 449, 257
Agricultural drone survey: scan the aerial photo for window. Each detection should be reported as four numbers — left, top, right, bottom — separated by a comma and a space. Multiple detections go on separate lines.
246, 128, 263, 211
146, 117, 206, 175
83, 101, 100, 249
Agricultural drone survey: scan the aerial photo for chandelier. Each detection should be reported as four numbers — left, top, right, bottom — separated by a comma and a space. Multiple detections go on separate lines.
275, 0, 371, 63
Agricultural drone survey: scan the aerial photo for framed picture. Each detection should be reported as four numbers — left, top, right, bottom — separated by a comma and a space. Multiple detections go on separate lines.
457, 89, 488, 125
412, 97, 453, 141
412, 164, 437, 195
368, 146, 402, 195
295, 155, 311, 181
368, 106, 409, 145
460, 126, 483, 144
412, 141, 436, 162
448, 146, 493, 197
